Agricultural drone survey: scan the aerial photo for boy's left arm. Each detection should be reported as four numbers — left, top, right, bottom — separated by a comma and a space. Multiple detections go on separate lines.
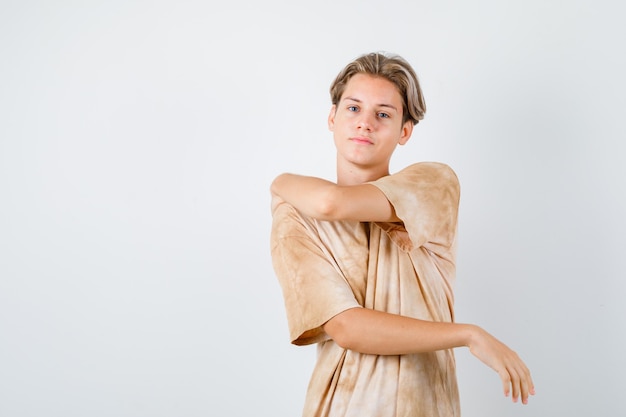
270, 173, 399, 222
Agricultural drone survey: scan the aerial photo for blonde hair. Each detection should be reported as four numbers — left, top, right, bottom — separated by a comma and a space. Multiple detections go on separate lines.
329, 52, 426, 125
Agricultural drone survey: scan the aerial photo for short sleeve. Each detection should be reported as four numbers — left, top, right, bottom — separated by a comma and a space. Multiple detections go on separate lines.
270, 203, 361, 345
370, 162, 460, 249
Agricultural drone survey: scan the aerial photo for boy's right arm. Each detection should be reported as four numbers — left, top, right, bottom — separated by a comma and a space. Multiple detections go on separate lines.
271, 173, 400, 222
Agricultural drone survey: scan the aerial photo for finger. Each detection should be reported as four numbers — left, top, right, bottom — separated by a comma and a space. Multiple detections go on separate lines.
527, 367, 535, 396
499, 370, 511, 398
507, 367, 521, 403
520, 367, 535, 404
520, 372, 530, 404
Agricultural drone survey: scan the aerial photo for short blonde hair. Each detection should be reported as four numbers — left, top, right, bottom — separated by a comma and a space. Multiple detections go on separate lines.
329, 52, 426, 125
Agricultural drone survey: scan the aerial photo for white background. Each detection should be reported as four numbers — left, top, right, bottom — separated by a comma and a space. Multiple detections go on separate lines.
1, 1, 625, 416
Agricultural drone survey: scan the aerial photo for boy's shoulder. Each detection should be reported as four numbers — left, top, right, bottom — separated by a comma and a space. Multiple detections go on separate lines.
390, 161, 459, 186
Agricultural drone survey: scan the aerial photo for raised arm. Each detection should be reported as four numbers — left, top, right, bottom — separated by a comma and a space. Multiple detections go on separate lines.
324, 308, 535, 404
270, 173, 399, 222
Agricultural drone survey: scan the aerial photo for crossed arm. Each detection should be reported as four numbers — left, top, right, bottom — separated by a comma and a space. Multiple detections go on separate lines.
270, 173, 400, 222
271, 173, 535, 404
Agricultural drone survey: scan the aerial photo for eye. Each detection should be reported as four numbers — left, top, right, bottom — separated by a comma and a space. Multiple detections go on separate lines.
347, 105, 358, 112
378, 112, 390, 118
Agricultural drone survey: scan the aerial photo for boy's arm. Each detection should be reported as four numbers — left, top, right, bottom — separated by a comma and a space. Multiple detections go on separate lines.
324, 308, 535, 405
270, 173, 399, 222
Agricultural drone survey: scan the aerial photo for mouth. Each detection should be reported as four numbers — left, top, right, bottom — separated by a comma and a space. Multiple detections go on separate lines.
350, 136, 373, 145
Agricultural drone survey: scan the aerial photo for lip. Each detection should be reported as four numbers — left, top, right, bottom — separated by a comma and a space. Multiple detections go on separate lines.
350, 136, 373, 145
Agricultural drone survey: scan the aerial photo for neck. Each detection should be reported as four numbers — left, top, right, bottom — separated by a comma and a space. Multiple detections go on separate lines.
336, 159, 390, 185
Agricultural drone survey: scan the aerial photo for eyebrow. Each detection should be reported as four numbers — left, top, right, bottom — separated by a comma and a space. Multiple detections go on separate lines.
343, 96, 399, 112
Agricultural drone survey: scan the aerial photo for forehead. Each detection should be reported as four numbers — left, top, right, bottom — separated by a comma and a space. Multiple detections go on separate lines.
341, 73, 403, 106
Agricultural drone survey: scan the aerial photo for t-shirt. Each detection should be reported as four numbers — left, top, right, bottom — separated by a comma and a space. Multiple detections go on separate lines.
270, 162, 461, 417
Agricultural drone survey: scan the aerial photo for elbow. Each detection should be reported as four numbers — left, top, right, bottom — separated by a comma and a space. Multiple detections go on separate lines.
270, 174, 285, 196
328, 329, 352, 351
323, 309, 360, 350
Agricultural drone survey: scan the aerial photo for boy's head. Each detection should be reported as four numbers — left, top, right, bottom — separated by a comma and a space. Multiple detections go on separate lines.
329, 52, 426, 125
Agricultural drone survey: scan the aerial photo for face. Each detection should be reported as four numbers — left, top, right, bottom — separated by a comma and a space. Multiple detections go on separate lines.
328, 73, 413, 175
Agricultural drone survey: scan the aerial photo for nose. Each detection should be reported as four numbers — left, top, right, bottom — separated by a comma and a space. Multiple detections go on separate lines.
357, 112, 375, 131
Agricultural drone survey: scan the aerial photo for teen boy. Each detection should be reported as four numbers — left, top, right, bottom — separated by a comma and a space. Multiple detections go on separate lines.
270, 52, 534, 417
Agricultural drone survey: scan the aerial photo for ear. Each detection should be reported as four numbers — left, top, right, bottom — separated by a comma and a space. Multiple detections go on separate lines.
328, 105, 337, 131
398, 120, 413, 145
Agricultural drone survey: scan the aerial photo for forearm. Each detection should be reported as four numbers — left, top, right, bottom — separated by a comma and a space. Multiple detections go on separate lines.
325, 307, 535, 404
324, 307, 477, 355
271, 173, 338, 219
271, 173, 398, 222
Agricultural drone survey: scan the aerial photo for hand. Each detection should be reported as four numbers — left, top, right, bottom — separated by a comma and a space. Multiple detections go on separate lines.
467, 325, 535, 404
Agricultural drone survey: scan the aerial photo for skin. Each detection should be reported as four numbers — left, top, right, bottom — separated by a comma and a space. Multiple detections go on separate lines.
271, 73, 535, 404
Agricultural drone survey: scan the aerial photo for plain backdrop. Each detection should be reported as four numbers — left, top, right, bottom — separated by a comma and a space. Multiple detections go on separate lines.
1, 1, 625, 416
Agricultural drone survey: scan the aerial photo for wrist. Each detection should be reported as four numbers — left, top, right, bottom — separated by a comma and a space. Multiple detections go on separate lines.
462, 323, 483, 348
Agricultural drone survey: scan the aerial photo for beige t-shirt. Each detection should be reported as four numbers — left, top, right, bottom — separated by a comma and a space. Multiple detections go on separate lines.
271, 162, 461, 417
